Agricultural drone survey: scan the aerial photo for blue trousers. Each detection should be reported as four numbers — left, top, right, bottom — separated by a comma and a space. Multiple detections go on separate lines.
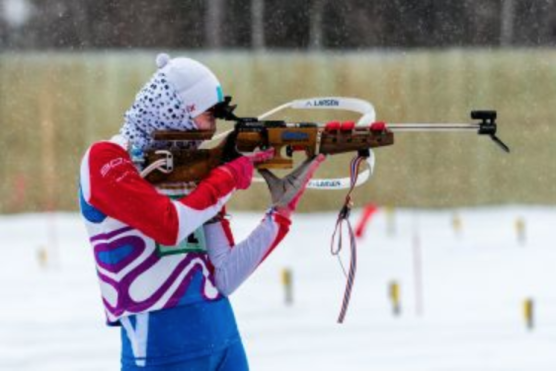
121, 340, 249, 371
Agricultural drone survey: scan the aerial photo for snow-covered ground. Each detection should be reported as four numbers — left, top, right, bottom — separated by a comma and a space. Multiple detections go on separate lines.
1, 206, 555, 370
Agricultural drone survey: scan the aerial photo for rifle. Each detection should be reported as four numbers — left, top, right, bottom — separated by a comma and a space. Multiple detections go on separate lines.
138, 96, 509, 323
141, 96, 509, 185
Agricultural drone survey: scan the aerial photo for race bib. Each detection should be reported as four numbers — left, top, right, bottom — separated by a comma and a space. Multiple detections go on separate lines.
156, 227, 207, 256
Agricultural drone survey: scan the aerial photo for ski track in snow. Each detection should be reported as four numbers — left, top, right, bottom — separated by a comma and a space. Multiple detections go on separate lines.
1, 206, 555, 370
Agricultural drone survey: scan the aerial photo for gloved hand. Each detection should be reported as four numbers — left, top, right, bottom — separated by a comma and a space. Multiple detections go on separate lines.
259, 154, 326, 218
245, 148, 275, 164
218, 148, 275, 190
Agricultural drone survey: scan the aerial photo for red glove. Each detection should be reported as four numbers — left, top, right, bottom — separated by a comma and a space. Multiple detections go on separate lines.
218, 156, 253, 190
246, 148, 275, 164
217, 148, 275, 190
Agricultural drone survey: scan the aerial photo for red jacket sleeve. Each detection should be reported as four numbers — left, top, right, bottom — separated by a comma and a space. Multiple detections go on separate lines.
81, 141, 237, 245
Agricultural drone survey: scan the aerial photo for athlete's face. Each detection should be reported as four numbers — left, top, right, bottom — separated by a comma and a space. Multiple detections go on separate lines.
193, 109, 216, 131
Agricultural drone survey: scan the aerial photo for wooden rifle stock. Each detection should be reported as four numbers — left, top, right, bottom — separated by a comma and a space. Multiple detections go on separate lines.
144, 121, 393, 184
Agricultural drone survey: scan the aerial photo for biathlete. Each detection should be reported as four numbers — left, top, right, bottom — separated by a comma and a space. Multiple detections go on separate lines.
78, 53, 324, 370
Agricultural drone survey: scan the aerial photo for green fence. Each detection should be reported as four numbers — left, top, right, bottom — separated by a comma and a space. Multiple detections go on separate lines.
0, 50, 554, 213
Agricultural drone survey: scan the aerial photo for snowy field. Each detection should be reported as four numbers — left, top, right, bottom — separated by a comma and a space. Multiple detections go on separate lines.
1, 206, 555, 371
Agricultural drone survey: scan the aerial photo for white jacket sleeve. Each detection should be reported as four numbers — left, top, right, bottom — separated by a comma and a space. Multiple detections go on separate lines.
204, 211, 291, 296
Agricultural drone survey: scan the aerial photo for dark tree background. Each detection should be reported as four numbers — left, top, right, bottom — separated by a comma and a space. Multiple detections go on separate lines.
0, 0, 555, 49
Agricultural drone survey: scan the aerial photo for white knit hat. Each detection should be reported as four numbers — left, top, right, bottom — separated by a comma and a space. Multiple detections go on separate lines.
155, 53, 224, 118
120, 54, 225, 149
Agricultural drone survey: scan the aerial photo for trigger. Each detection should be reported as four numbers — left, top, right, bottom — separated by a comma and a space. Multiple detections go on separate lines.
286, 145, 306, 157
286, 145, 293, 157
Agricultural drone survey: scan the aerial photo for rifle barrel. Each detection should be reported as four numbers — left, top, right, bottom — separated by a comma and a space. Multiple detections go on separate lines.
386, 123, 480, 132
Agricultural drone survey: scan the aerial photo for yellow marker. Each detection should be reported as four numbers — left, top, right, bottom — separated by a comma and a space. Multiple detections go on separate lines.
523, 298, 534, 330
384, 206, 396, 237
389, 281, 401, 316
452, 213, 462, 237
281, 268, 293, 305
515, 217, 526, 245
37, 247, 48, 268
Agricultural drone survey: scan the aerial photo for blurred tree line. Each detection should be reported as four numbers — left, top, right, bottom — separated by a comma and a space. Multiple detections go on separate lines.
0, 0, 555, 49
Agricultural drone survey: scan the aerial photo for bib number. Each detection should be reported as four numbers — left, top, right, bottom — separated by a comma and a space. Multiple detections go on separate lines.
156, 227, 207, 256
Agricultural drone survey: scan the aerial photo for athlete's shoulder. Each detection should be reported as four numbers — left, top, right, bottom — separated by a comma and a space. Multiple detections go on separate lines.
86, 135, 130, 160
80, 136, 135, 193
82, 136, 134, 175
